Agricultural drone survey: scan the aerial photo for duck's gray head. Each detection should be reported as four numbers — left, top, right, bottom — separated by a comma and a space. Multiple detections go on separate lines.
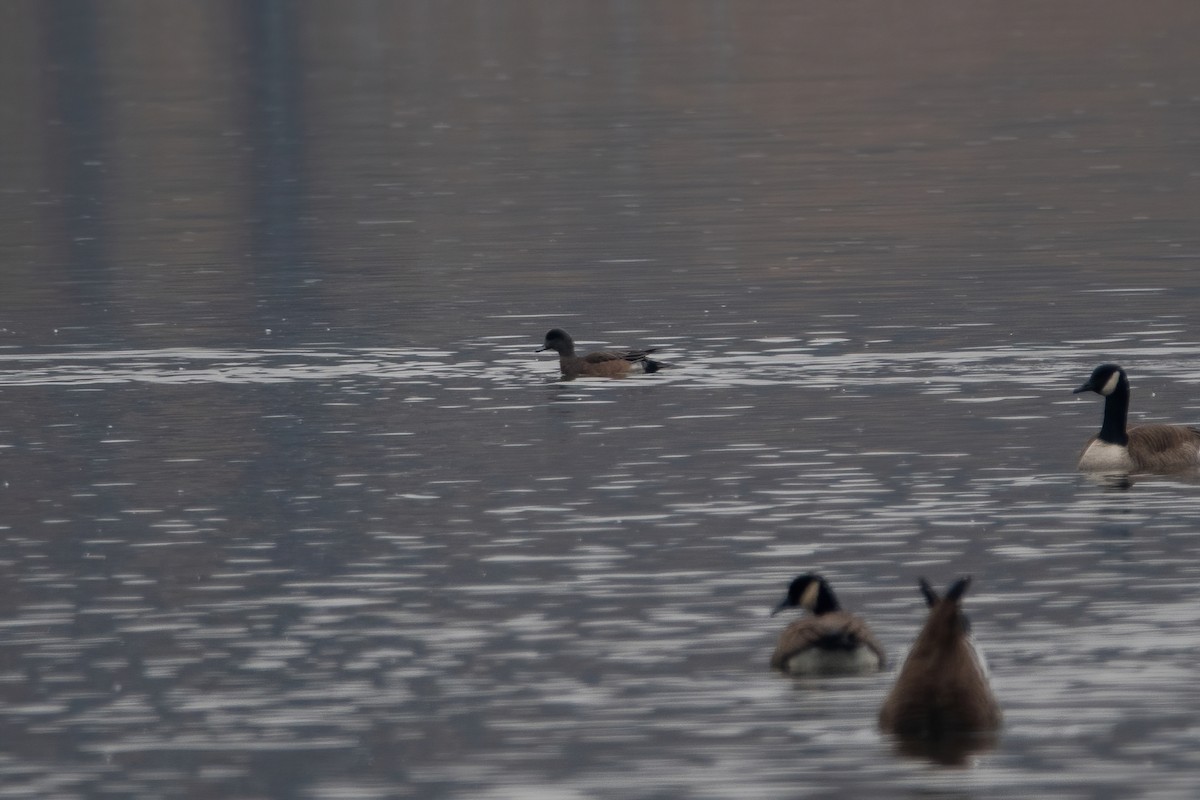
537, 328, 574, 355
1074, 363, 1126, 397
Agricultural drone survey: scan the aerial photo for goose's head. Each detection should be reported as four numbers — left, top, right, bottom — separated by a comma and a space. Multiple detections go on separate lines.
772, 573, 841, 617
1074, 363, 1126, 397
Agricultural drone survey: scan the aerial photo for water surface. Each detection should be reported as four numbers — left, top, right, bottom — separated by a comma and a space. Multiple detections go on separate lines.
2, 2, 1200, 798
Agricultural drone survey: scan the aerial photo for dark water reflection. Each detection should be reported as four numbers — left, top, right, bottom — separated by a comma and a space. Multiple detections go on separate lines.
3, 1, 1200, 798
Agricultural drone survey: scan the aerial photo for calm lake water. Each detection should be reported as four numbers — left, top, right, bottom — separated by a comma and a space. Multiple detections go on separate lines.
2, 1, 1200, 798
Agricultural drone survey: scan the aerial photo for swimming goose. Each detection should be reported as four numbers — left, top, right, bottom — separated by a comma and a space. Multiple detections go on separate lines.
879, 577, 1001, 739
537, 328, 667, 379
769, 573, 885, 675
1073, 363, 1200, 473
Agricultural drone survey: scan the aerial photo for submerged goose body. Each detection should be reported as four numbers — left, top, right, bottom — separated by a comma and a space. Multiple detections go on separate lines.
770, 574, 885, 675
879, 577, 1001, 739
537, 328, 668, 379
1074, 364, 1200, 473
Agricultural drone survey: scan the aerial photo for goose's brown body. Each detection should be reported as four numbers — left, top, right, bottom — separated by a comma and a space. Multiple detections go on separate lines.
879, 578, 1000, 738
1078, 425, 1200, 472
771, 611, 885, 674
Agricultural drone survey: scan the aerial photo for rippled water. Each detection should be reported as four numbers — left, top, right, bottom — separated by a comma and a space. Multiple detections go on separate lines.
4, 336, 1199, 797
3, 1, 1200, 798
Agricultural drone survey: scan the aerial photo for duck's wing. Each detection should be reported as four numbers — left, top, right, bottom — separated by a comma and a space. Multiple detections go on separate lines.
583, 347, 659, 364
582, 350, 626, 364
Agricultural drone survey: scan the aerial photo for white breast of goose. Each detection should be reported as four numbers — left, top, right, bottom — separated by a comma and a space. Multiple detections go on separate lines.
1078, 439, 1134, 472
786, 646, 882, 675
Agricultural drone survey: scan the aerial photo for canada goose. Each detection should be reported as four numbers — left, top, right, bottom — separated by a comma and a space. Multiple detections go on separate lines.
537, 328, 668, 379
769, 573, 885, 675
879, 577, 1001, 741
1073, 363, 1200, 473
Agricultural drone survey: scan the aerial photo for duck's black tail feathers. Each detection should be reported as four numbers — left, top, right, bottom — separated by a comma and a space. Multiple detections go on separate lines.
642, 358, 673, 373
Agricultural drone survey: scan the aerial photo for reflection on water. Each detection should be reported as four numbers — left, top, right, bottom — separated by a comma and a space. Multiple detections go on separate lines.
2, 0, 1200, 797
884, 729, 1000, 769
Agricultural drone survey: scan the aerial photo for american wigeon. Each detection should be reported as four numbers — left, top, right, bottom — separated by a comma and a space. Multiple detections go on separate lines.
769, 573, 885, 675
1073, 364, 1200, 472
537, 328, 668, 379
879, 577, 1001, 740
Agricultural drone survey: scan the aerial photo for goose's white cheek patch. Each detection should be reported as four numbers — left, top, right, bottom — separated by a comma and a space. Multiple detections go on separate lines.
1099, 371, 1121, 396
800, 581, 820, 611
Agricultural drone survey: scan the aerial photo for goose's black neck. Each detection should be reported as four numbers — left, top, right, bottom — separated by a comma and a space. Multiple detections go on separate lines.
1098, 379, 1130, 446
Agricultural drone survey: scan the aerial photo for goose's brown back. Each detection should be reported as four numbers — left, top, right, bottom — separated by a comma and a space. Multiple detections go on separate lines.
770, 611, 885, 672
1126, 424, 1200, 471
